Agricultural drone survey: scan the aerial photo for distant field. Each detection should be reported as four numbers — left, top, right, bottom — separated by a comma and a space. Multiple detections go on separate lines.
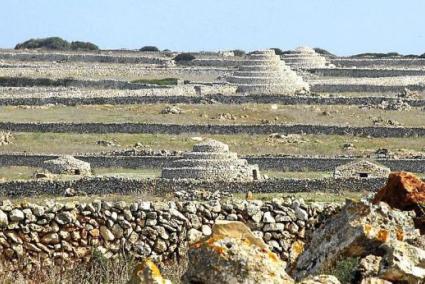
2, 132, 425, 156
0, 104, 423, 127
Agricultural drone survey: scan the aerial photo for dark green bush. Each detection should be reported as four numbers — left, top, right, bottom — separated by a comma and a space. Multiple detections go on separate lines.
419, 53, 425, 58
15, 37, 71, 50
271, 48, 286, 55
15, 37, 99, 51
140, 46, 160, 52
71, 41, 99, 51
351, 52, 402, 58
232, 49, 246, 57
314, 48, 336, 58
174, 53, 195, 62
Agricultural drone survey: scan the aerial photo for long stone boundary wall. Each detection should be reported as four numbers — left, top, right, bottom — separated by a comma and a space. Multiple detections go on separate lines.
2, 93, 425, 106
1, 122, 425, 137
2, 153, 425, 173
310, 68, 425, 78
0, 52, 172, 65
1, 94, 425, 107
2, 76, 425, 93
310, 83, 425, 93
330, 58, 425, 68
0, 176, 387, 197
0, 77, 168, 90
0, 197, 340, 269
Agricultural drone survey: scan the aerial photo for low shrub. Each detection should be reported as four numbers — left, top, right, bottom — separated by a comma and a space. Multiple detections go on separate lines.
232, 49, 246, 57
140, 46, 160, 52
71, 41, 99, 51
271, 48, 286, 55
174, 53, 195, 62
320, 256, 360, 283
351, 52, 402, 58
15, 37, 71, 50
420, 53, 425, 58
15, 37, 99, 51
314, 48, 336, 58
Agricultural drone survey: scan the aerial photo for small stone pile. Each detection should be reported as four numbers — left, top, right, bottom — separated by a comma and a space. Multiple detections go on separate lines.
160, 106, 183, 115
268, 133, 310, 144
281, 46, 329, 69
0, 131, 13, 145
101, 148, 181, 157
334, 159, 391, 179
227, 49, 309, 95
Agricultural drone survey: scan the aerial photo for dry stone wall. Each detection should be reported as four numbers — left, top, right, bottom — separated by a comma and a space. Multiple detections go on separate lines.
0, 198, 340, 270
330, 58, 425, 68
0, 176, 387, 198
1, 121, 425, 137
2, 153, 425, 172
310, 68, 425, 78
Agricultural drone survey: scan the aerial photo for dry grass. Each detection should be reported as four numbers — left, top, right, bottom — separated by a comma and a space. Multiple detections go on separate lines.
1, 103, 424, 127
2, 132, 425, 156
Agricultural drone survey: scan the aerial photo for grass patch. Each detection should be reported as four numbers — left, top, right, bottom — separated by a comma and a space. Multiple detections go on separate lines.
2, 132, 425, 156
130, 78, 178, 85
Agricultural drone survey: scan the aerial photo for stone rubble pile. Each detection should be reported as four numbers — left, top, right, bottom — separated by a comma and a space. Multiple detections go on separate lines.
0, 131, 13, 146
0, 197, 339, 273
43, 155, 92, 176
227, 49, 309, 95
100, 147, 181, 157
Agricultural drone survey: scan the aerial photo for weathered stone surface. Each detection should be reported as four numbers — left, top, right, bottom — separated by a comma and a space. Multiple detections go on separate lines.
373, 171, 425, 211
378, 239, 425, 283
9, 209, 24, 222
360, 278, 392, 284
182, 220, 294, 284
0, 210, 8, 227
294, 200, 419, 279
99, 226, 115, 241
297, 275, 341, 284
127, 259, 172, 284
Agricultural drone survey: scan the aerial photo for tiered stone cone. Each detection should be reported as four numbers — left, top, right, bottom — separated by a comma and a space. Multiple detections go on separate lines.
161, 140, 260, 181
227, 49, 309, 95
281, 46, 328, 69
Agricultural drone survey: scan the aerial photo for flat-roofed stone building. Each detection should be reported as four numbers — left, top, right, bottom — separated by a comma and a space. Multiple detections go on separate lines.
334, 159, 390, 179
43, 155, 91, 175
161, 140, 261, 181
227, 49, 309, 95
281, 47, 329, 69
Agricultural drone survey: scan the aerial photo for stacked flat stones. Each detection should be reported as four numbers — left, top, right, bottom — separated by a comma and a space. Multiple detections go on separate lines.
161, 140, 260, 181
227, 49, 309, 95
282, 46, 328, 69
43, 155, 91, 175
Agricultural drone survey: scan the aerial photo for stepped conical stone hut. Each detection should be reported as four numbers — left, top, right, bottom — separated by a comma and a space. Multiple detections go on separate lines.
161, 140, 260, 181
334, 159, 390, 179
43, 155, 91, 175
281, 47, 328, 69
227, 49, 309, 95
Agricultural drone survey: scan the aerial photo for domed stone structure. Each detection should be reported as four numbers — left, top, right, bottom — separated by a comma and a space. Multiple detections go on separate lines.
161, 140, 260, 181
43, 155, 91, 175
227, 49, 309, 95
281, 47, 328, 69
334, 159, 390, 179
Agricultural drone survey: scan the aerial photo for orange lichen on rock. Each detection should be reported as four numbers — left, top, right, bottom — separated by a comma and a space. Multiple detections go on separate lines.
373, 172, 425, 210
396, 229, 404, 241
376, 229, 389, 242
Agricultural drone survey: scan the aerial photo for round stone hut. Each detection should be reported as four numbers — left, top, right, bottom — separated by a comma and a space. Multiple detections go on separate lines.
161, 140, 261, 181
281, 47, 328, 69
226, 49, 309, 95
43, 155, 91, 175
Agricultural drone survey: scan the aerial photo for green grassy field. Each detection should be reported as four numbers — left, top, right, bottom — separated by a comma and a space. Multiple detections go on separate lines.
2, 132, 425, 156
1, 103, 423, 127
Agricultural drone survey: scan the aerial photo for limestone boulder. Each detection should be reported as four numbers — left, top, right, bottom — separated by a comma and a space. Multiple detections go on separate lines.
360, 278, 392, 284
296, 275, 341, 284
182, 220, 294, 284
373, 171, 425, 211
378, 239, 425, 283
294, 200, 419, 279
127, 259, 172, 284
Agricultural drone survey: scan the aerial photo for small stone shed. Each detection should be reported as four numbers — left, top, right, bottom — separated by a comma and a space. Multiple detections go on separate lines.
43, 155, 91, 175
161, 139, 261, 181
334, 159, 390, 179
